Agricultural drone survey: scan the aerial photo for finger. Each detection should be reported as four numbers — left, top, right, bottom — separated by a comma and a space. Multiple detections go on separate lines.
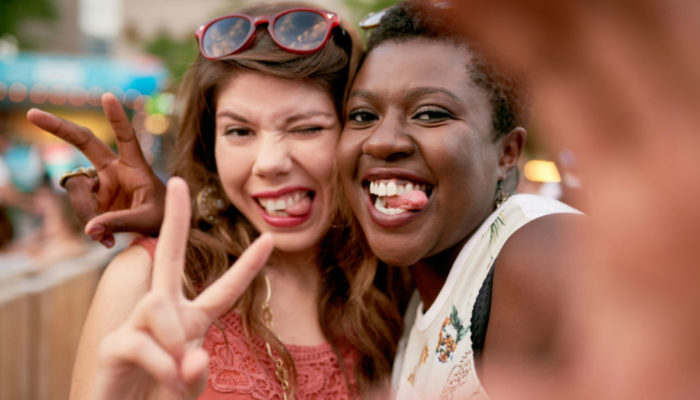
63, 175, 99, 226
99, 329, 181, 391
86, 204, 164, 237
100, 233, 115, 249
129, 294, 186, 362
152, 177, 191, 298
101, 93, 148, 167
194, 233, 274, 320
26, 108, 117, 169
180, 347, 209, 397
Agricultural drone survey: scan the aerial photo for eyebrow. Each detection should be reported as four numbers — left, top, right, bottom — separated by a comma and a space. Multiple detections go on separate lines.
215, 110, 334, 124
347, 87, 461, 103
216, 110, 248, 123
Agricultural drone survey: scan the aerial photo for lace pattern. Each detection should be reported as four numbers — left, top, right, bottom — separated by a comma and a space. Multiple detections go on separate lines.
201, 311, 358, 400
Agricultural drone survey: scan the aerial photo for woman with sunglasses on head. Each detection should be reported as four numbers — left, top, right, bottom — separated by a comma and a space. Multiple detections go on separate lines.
27, 2, 404, 399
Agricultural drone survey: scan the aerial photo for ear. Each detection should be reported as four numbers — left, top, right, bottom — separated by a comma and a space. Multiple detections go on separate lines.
497, 127, 526, 180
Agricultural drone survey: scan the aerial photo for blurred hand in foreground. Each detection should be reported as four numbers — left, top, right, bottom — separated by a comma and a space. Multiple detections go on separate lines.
444, 0, 700, 398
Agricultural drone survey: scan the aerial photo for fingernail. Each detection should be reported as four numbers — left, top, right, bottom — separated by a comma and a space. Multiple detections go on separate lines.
87, 225, 104, 236
102, 237, 115, 248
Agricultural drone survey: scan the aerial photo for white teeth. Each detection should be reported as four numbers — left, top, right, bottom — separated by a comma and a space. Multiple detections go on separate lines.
386, 181, 397, 196
374, 196, 407, 216
368, 179, 430, 216
368, 180, 428, 197
258, 191, 307, 213
378, 182, 387, 196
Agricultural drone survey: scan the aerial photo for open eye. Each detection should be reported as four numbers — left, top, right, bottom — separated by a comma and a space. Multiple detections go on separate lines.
413, 107, 454, 123
347, 109, 379, 125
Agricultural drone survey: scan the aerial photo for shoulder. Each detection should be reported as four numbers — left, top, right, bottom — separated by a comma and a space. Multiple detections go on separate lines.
482, 205, 586, 372
97, 242, 154, 303
81, 243, 154, 340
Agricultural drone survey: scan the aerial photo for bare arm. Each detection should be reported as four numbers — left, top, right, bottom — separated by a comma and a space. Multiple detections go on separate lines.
481, 213, 585, 386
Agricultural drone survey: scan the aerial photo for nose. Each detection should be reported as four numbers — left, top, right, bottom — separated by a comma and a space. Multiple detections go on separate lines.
361, 112, 415, 161
252, 133, 293, 178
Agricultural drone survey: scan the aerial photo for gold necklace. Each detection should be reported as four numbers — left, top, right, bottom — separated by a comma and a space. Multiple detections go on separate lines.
262, 273, 290, 400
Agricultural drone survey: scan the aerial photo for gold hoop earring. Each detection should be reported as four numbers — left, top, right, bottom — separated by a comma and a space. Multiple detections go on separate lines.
196, 185, 227, 224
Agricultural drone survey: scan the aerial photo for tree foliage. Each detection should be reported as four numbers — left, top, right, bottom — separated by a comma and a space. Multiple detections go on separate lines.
0, 0, 57, 47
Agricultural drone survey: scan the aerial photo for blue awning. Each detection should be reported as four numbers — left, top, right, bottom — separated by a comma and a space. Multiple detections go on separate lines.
0, 52, 168, 106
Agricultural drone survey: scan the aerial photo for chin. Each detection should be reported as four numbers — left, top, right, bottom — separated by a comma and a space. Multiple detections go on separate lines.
368, 242, 421, 267
270, 232, 321, 255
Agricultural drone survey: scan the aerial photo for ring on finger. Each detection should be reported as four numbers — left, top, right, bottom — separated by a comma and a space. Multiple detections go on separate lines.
59, 166, 98, 189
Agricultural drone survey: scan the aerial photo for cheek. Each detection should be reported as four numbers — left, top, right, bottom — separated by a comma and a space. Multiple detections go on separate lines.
336, 133, 362, 179
215, 140, 250, 204
302, 135, 339, 186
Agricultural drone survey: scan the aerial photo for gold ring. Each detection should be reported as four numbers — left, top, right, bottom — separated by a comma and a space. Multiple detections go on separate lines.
59, 166, 97, 188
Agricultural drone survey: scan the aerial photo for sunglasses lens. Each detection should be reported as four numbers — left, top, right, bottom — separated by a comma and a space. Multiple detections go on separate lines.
202, 17, 252, 58
273, 11, 328, 51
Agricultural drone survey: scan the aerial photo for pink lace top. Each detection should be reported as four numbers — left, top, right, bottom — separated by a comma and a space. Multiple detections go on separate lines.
132, 237, 359, 400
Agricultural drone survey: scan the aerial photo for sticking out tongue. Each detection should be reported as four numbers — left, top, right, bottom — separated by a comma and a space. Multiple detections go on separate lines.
284, 196, 312, 216
384, 190, 429, 211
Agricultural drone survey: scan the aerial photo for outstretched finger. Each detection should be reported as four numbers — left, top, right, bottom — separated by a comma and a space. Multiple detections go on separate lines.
152, 177, 191, 298
101, 93, 148, 167
194, 233, 274, 321
26, 108, 117, 169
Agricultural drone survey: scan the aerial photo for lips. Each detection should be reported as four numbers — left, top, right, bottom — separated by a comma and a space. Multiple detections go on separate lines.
361, 169, 433, 227
252, 187, 315, 228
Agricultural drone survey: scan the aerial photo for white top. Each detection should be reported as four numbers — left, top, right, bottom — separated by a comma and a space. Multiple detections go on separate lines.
392, 194, 582, 399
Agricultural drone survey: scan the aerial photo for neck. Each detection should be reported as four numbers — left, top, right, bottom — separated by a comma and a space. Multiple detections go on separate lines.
262, 248, 325, 345
409, 238, 468, 310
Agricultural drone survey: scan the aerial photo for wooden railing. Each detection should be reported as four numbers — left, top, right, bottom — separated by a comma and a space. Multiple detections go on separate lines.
0, 239, 127, 400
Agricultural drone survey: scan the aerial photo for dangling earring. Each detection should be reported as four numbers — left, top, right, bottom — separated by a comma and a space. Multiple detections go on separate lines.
196, 185, 227, 224
495, 180, 509, 209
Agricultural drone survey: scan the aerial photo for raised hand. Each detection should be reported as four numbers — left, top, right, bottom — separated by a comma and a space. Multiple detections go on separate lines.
93, 178, 274, 399
26, 93, 166, 247
447, 1, 700, 399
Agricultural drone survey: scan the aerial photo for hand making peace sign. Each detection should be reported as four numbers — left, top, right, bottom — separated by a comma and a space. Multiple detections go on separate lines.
26, 93, 166, 247
92, 178, 274, 400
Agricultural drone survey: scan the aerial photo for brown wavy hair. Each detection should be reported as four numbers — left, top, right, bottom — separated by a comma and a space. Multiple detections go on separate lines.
170, 1, 404, 396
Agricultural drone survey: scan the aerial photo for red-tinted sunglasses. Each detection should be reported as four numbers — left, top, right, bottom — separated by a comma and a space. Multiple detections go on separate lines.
195, 7, 342, 60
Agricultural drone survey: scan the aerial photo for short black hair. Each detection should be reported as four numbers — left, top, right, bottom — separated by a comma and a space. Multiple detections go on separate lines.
366, 1, 529, 137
